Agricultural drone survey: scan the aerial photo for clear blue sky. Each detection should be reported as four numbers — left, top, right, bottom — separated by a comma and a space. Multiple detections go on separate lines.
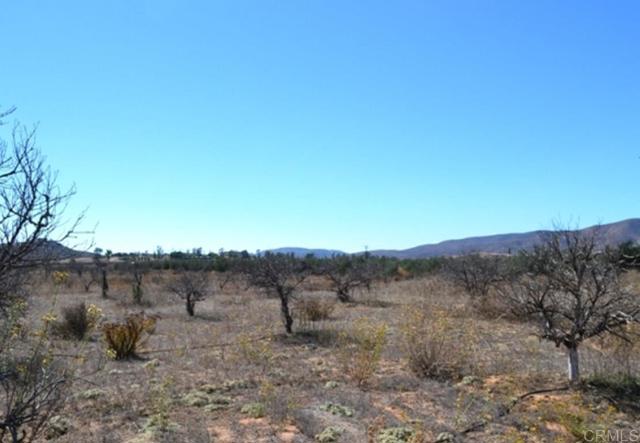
1, 1, 638, 253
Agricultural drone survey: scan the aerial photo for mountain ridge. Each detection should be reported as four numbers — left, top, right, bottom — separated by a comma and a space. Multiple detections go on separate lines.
265, 218, 640, 259
368, 218, 640, 258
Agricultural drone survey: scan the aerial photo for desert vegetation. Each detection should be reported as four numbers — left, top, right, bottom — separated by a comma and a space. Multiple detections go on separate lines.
2, 239, 639, 442
2, 107, 640, 442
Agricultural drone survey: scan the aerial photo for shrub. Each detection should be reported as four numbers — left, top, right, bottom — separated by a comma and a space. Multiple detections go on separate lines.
234, 333, 274, 373
102, 313, 157, 359
53, 302, 102, 340
0, 350, 68, 442
258, 380, 296, 424
402, 307, 477, 381
339, 318, 387, 387
295, 296, 335, 323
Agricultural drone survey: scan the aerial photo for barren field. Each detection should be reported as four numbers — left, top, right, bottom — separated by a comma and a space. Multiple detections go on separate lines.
23, 271, 640, 443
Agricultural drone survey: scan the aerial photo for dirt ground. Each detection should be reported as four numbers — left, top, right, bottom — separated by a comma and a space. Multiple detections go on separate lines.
22, 270, 640, 442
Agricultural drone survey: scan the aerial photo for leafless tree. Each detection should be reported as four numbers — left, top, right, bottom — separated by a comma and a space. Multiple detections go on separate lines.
321, 255, 375, 303
168, 271, 210, 316
245, 253, 309, 334
505, 227, 640, 383
0, 106, 80, 441
0, 107, 81, 311
444, 254, 504, 298
92, 254, 109, 298
130, 256, 149, 305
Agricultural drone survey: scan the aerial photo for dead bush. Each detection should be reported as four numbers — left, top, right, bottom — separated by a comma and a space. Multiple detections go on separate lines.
338, 318, 387, 387
468, 290, 511, 320
52, 302, 102, 340
0, 350, 68, 442
402, 307, 477, 382
102, 313, 157, 359
294, 296, 335, 323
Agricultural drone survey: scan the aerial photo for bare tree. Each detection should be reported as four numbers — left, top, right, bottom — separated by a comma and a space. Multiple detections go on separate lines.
321, 255, 375, 303
0, 107, 81, 311
444, 254, 504, 298
92, 254, 109, 298
245, 253, 309, 334
168, 271, 210, 316
0, 106, 80, 441
506, 227, 640, 383
130, 256, 149, 305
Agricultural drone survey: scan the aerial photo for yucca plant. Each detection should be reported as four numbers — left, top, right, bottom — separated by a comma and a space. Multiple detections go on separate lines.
102, 313, 157, 359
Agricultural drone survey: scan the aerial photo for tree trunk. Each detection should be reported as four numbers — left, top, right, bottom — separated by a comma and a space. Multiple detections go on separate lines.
567, 345, 580, 384
101, 269, 109, 298
336, 288, 351, 303
186, 295, 195, 316
279, 293, 293, 334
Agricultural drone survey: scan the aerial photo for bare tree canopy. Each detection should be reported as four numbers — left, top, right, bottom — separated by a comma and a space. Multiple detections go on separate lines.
0, 107, 82, 310
443, 253, 505, 298
168, 271, 211, 316
244, 253, 309, 334
506, 226, 640, 383
320, 255, 379, 303
0, 106, 80, 442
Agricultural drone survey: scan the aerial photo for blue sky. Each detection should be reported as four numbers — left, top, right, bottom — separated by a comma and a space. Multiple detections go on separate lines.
1, 1, 638, 253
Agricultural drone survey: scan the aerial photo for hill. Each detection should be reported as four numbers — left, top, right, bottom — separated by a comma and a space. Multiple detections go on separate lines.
26, 239, 94, 261
368, 218, 640, 258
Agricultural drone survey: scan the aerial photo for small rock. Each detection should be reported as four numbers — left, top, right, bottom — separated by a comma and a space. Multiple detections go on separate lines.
324, 381, 339, 389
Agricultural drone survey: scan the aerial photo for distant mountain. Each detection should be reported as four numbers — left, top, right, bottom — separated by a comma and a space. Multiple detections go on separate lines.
266, 247, 345, 258
368, 219, 640, 259
27, 240, 93, 261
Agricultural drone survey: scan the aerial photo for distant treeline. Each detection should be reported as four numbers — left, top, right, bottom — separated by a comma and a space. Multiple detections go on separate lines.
54, 239, 640, 281
108, 250, 445, 279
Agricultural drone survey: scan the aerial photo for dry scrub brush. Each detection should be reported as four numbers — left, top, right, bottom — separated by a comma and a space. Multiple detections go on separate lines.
294, 295, 335, 323
338, 317, 388, 387
52, 302, 102, 340
402, 306, 478, 382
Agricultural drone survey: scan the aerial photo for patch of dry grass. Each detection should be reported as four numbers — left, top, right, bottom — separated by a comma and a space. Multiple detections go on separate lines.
15, 270, 640, 442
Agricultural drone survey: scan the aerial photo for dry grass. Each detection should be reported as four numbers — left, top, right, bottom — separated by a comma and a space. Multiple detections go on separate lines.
13, 270, 640, 442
